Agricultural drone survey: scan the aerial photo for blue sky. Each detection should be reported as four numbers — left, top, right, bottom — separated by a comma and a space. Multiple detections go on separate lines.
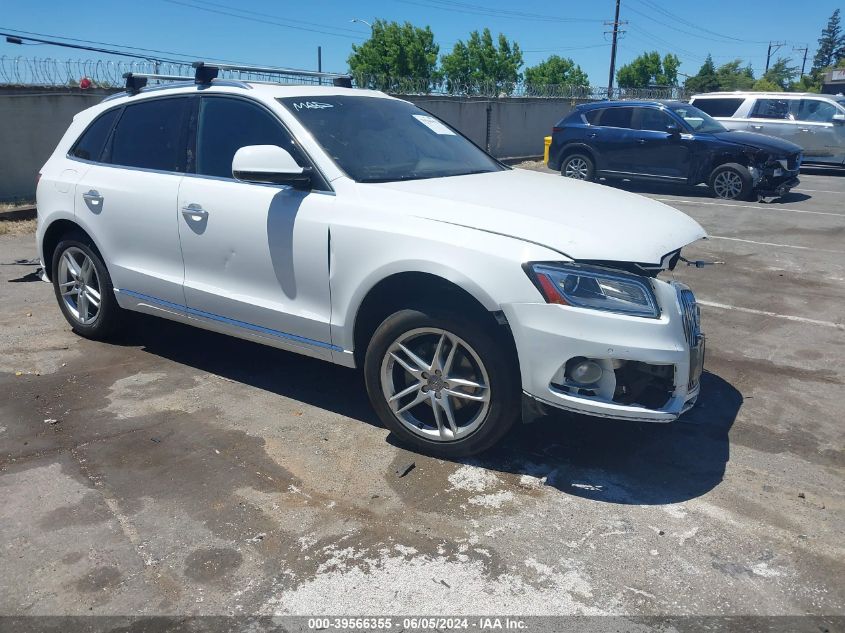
0, 0, 839, 85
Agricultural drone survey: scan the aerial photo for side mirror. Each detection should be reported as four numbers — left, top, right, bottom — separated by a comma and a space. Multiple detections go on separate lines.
832, 113, 845, 125
232, 145, 312, 189
666, 123, 681, 136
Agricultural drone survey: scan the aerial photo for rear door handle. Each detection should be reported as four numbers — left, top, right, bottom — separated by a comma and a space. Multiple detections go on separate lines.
181, 204, 208, 221
751, 125, 763, 130
636, 138, 647, 144
587, 132, 598, 138
82, 190, 103, 206
800, 128, 810, 132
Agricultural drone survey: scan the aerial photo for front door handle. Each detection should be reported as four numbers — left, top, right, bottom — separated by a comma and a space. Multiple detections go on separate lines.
751, 125, 763, 130
636, 138, 647, 144
800, 128, 810, 132
181, 204, 208, 221
82, 190, 103, 206
587, 132, 597, 138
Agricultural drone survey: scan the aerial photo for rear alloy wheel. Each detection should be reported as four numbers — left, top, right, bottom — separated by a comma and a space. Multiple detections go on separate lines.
710, 163, 753, 200
52, 233, 122, 340
364, 309, 519, 457
561, 153, 595, 181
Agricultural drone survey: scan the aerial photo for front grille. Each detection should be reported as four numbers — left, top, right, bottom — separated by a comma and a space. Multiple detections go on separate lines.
673, 282, 700, 347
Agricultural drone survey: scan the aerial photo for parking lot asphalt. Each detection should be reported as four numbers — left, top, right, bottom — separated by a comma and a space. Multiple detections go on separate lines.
0, 167, 843, 619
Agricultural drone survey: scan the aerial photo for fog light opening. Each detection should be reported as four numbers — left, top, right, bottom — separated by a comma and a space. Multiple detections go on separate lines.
565, 357, 604, 385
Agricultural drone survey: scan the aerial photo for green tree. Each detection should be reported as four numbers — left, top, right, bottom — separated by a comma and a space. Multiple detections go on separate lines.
752, 78, 781, 92
714, 60, 755, 90
348, 20, 440, 89
524, 55, 589, 90
812, 9, 845, 74
440, 28, 523, 94
684, 54, 720, 93
762, 57, 799, 90
616, 51, 681, 88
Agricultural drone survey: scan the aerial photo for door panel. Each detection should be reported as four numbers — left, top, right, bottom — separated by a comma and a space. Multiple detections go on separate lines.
590, 107, 637, 172
629, 108, 692, 179
177, 178, 334, 354
794, 99, 845, 163
75, 167, 184, 305
177, 95, 334, 356
73, 96, 191, 306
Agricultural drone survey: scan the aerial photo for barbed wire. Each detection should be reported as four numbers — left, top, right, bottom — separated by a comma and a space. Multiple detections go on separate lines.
0, 56, 689, 100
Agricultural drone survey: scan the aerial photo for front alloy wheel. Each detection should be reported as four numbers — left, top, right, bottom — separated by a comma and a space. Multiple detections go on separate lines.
381, 328, 491, 442
364, 309, 520, 456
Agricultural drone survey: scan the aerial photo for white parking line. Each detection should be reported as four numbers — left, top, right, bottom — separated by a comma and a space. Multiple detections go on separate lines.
698, 300, 844, 330
795, 188, 842, 194
653, 198, 845, 217
708, 235, 845, 254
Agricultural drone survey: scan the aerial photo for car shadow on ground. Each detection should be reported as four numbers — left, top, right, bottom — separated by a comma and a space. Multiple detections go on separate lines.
115, 314, 741, 506
601, 178, 811, 205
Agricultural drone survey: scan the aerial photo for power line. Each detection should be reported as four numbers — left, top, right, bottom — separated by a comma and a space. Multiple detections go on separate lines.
624, 1, 768, 46
523, 43, 610, 53
395, 0, 605, 23
161, 0, 365, 39
633, 0, 768, 44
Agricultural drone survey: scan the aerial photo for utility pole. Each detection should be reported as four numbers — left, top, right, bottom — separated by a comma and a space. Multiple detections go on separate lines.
317, 46, 322, 72
605, 0, 625, 99
793, 45, 808, 78
766, 41, 786, 73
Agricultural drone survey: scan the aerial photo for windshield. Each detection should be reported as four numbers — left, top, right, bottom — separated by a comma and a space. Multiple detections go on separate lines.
278, 96, 504, 183
666, 103, 727, 133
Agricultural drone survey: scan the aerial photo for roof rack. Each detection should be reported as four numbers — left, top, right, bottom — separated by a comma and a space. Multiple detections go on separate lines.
122, 61, 353, 94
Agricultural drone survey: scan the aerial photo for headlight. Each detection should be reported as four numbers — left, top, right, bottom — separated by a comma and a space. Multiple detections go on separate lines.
525, 263, 660, 318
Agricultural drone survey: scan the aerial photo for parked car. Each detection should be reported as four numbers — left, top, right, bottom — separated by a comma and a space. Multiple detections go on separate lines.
548, 100, 803, 200
690, 91, 845, 167
37, 70, 707, 457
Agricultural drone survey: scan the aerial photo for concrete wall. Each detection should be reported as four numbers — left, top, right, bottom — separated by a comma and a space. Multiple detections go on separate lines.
0, 87, 584, 202
402, 95, 585, 159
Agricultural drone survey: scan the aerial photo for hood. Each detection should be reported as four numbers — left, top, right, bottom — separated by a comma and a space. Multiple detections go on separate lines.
710, 130, 803, 155
366, 168, 706, 265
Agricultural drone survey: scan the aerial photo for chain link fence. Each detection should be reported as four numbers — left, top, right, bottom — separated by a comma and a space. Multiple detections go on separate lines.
1, 56, 688, 100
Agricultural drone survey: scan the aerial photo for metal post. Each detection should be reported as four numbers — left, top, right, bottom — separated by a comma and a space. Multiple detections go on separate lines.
318, 46, 322, 73
607, 0, 622, 99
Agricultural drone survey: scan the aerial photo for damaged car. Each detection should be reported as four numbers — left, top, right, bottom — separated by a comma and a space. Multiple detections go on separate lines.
37, 67, 708, 456
549, 100, 803, 200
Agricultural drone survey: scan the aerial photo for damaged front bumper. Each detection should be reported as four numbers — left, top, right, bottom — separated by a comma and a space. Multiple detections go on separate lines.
505, 279, 704, 424
750, 155, 801, 198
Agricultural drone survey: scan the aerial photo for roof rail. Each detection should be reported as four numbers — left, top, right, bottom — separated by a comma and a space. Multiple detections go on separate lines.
122, 72, 194, 94
121, 61, 354, 95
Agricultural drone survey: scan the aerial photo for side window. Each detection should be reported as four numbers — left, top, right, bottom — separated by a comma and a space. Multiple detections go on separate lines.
70, 109, 119, 161
637, 108, 675, 132
690, 98, 744, 118
796, 99, 838, 123
196, 97, 304, 179
599, 107, 634, 129
107, 98, 190, 171
583, 109, 602, 125
750, 99, 793, 120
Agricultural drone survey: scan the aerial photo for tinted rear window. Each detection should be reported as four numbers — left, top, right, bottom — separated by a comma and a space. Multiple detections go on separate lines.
583, 109, 602, 124
107, 98, 190, 172
598, 107, 634, 129
70, 109, 119, 161
690, 98, 744, 117
750, 98, 792, 120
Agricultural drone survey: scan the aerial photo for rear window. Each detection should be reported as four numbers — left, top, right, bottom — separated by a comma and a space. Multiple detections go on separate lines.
70, 109, 119, 161
583, 109, 602, 125
598, 107, 634, 129
690, 98, 744, 118
107, 97, 191, 172
750, 98, 792, 120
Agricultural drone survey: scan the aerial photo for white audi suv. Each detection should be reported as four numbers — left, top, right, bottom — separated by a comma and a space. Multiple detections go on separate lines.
36, 70, 707, 456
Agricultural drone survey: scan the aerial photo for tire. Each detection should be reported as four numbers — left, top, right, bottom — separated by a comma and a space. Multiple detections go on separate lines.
560, 153, 595, 181
709, 163, 753, 200
364, 308, 521, 457
51, 231, 122, 340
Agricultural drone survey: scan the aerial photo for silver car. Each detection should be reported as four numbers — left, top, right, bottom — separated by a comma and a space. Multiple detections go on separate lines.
690, 92, 845, 166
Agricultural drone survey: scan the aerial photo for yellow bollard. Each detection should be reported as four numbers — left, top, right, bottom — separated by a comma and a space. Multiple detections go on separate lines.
543, 136, 552, 164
